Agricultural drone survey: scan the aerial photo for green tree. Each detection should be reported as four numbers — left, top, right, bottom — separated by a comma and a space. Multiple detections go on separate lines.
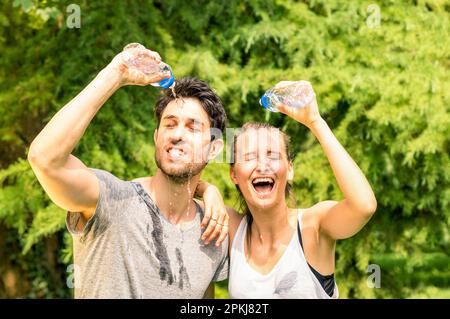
0, 0, 448, 298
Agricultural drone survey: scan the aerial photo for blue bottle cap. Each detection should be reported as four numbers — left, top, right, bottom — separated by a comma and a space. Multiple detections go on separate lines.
259, 94, 271, 110
159, 75, 175, 89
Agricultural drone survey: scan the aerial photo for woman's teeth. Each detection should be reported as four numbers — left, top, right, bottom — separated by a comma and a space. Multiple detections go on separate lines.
252, 177, 275, 194
252, 177, 274, 184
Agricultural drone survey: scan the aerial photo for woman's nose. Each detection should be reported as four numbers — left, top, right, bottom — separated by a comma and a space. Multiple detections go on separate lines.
256, 157, 273, 174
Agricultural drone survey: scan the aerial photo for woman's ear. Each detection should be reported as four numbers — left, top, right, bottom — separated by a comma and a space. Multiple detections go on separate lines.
229, 166, 239, 185
287, 161, 294, 181
207, 138, 224, 161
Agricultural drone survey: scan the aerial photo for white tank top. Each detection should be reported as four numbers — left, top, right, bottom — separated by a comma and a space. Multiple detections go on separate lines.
228, 209, 338, 299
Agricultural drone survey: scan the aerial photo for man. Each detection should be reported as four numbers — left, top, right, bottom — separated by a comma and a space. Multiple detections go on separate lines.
27, 44, 229, 298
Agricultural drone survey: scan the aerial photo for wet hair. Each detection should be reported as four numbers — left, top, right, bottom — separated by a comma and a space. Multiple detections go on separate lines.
230, 122, 296, 244
155, 77, 227, 137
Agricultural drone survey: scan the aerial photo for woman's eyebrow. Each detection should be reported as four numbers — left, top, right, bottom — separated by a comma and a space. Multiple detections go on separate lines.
243, 151, 257, 156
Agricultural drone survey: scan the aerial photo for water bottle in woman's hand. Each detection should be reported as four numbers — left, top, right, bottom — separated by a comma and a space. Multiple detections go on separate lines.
121, 43, 175, 89
259, 81, 315, 112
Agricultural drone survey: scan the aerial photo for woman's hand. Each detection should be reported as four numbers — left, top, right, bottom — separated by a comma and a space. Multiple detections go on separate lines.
196, 181, 229, 247
274, 81, 323, 129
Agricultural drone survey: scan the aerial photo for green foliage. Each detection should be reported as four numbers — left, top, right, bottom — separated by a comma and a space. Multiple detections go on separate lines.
0, 0, 449, 298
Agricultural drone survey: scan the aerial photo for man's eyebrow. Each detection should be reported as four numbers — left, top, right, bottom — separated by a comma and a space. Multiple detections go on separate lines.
162, 114, 178, 121
162, 115, 205, 126
187, 118, 205, 127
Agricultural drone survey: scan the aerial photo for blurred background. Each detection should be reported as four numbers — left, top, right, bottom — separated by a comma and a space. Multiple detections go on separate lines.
0, 0, 449, 298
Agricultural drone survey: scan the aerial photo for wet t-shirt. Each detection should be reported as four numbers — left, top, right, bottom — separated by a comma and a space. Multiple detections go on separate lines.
66, 168, 228, 298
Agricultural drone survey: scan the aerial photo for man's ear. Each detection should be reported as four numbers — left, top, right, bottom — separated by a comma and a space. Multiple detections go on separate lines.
207, 138, 224, 162
287, 161, 294, 182
153, 129, 158, 145
229, 166, 238, 185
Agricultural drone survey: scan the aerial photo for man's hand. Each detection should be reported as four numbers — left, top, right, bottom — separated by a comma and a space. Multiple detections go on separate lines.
105, 42, 171, 87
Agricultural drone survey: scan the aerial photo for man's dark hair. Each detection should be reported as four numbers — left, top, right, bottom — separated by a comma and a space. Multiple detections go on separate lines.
155, 77, 227, 134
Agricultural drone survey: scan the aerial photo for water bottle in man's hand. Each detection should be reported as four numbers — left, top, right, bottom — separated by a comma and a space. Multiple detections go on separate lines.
259, 81, 315, 112
121, 43, 175, 89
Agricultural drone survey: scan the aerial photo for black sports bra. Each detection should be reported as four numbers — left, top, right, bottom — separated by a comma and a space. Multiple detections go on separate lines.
297, 223, 335, 297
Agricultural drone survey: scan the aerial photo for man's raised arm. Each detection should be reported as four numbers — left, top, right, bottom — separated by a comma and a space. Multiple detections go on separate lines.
27, 45, 169, 221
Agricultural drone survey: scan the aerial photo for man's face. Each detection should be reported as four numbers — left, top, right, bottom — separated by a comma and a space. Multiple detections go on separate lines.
154, 98, 220, 183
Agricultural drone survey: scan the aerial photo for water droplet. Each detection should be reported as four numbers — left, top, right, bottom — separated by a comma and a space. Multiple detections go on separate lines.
165, 174, 174, 216
170, 84, 177, 98
186, 164, 193, 217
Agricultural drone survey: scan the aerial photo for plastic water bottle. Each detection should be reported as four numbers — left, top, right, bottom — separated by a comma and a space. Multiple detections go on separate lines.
259, 81, 315, 112
121, 43, 175, 89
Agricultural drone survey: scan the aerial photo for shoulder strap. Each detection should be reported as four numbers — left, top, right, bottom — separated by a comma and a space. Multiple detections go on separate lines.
230, 213, 248, 253
297, 209, 304, 252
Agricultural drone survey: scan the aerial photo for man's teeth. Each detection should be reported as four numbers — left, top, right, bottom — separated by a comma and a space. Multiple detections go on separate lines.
169, 149, 183, 157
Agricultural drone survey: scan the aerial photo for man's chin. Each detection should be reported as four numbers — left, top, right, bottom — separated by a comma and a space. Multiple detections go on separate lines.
159, 163, 206, 184
166, 173, 190, 184
159, 167, 187, 181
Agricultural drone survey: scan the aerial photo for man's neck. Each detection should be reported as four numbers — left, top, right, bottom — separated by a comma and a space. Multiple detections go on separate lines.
147, 169, 200, 226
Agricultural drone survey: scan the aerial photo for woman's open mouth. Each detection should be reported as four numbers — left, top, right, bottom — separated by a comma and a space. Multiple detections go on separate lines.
251, 177, 275, 196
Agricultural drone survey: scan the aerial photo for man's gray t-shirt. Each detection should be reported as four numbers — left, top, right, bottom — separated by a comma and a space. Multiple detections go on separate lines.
66, 168, 229, 299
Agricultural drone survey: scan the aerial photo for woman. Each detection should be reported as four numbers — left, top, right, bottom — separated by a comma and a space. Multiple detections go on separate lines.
199, 81, 377, 298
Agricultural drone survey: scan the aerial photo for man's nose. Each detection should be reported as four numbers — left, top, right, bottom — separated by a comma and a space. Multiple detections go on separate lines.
170, 125, 186, 142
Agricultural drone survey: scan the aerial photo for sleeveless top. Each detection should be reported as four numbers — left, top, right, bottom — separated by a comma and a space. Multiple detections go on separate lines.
228, 209, 339, 299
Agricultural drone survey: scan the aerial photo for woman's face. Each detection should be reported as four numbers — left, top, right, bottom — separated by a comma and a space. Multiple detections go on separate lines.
231, 128, 293, 210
